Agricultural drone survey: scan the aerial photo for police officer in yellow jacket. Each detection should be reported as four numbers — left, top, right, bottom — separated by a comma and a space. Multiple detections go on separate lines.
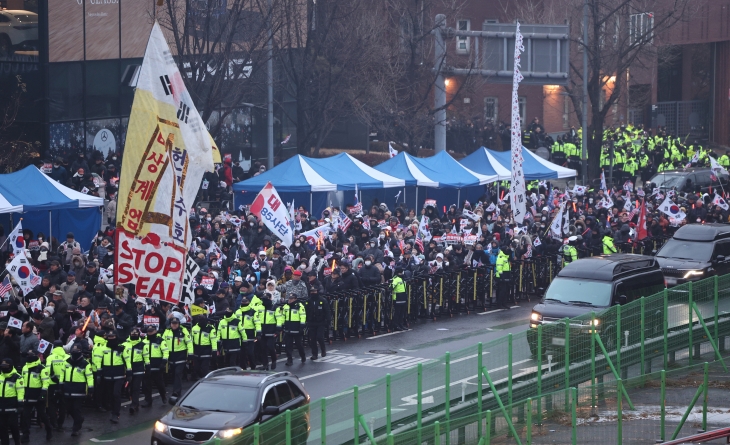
122, 328, 145, 414
218, 308, 246, 367
46, 341, 68, 431
603, 235, 618, 255
0, 357, 23, 444
259, 293, 283, 370
163, 318, 192, 398
141, 325, 168, 407
281, 294, 307, 366
495, 247, 512, 309
563, 236, 579, 264
235, 295, 261, 370
62, 345, 94, 437
90, 331, 107, 412
100, 331, 126, 423
391, 267, 407, 331
20, 351, 51, 442
191, 315, 218, 379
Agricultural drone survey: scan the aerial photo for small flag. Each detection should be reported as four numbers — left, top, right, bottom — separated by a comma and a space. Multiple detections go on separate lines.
281, 134, 291, 145
38, 339, 50, 354
600, 170, 607, 192
388, 142, 398, 158
0, 276, 11, 299
7, 221, 25, 258
533, 237, 542, 247
8, 316, 22, 330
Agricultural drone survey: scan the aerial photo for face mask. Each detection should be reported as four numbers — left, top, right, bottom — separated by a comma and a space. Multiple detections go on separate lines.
107, 339, 119, 348
295, 243, 300, 247
71, 352, 82, 361
206, 217, 212, 222
112, 157, 117, 161
0, 366, 10, 373
365, 261, 372, 266
130, 335, 140, 341
148, 333, 157, 340
260, 267, 267, 272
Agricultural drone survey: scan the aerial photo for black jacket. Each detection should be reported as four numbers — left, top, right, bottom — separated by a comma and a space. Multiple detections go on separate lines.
305, 295, 331, 326
358, 264, 381, 287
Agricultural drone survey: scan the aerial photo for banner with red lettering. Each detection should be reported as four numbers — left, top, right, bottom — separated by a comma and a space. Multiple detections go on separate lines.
250, 182, 293, 247
115, 22, 215, 303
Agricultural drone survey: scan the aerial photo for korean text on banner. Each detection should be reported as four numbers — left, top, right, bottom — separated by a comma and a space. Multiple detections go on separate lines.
115, 22, 214, 304
509, 22, 526, 223
180, 255, 201, 305
250, 182, 293, 247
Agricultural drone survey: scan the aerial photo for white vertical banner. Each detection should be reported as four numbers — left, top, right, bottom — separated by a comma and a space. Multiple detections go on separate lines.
510, 22, 526, 223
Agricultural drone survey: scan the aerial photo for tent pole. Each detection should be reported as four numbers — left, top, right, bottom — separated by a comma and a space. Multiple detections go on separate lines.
49, 211, 52, 245
403, 187, 406, 208
416, 187, 419, 214
310, 192, 312, 214
458, 189, 461, 207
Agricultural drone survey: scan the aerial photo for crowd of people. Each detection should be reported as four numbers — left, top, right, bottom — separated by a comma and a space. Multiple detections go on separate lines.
0, 123, 728, 443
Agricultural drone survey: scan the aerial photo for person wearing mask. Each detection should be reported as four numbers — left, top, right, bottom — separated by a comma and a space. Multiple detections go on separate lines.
602, 232, 618, 255
46, 341, 68, 432
278, 270, 309, 302
141, 326, 168, 407
190, 315, 217, 379
49, 158, 68, 185
162, 318, 192, 398
358, 255, 381, 287
235, 295, 261, 370
0, 357, 23, 445
213, 289, 231, 315
495, 247, 512, 309
390, 268, 407, 331
563, 236, 579, 264
20, 351, 52, 442
306, 286, 330, 360
217, 308, 246, 367
99, 331, 125, 423
122, 328, 145, 415
45, 260, 68, 288
57, 233, 81, 270
61, 345, 93, 437
259, 293, 283, 370
281, 294, 307, 366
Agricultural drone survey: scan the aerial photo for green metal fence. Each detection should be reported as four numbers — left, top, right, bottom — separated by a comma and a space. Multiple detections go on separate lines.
211, 273, 730, 445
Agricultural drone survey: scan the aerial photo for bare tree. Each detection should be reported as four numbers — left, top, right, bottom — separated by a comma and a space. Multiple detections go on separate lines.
157, 0, 274, 137
505, 0, 695, 178
0, 76, 40, 172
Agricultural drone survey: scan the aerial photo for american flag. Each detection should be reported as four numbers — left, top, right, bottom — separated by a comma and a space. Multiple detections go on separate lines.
0, 276, 11, 299
414, 231, 424, 253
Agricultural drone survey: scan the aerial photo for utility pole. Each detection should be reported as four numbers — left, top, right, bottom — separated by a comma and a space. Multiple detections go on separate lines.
267, 0, 274, 170
434, 14, 447, 153
581, 0, 589, 184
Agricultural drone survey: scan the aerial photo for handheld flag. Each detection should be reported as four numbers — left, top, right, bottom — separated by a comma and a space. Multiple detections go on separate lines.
600, 170, 607, 192
636, 200, 648, 240
250, 182, 294, 247
710, 156, 729, 176
388, 142, 398, 158
7, 221, 25, 257
6, 255, 39, 295
0, 276, 11, 300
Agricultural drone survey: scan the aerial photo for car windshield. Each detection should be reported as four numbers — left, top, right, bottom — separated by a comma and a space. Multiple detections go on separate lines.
180, 383, 258, 413
13, 14, 37, 23
544, 277, 612, 307
650, 172, 685, 189
656, 239, 712, 262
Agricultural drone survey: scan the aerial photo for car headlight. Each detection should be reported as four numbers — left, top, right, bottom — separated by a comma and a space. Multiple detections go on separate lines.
530, 312, 542, 322
683, 270, 704, 279
582, 319, 600, 327
218, 428, 243, 439
154, 421, 168, 434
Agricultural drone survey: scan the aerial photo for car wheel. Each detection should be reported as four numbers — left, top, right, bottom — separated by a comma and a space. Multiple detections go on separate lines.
0, 35, 12, 58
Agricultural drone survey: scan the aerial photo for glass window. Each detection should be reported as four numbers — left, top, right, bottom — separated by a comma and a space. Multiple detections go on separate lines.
120, 59, 142, 116
544, 277, 613, 307
288, 381, 304, 399
657, 239, 713, 262
85, 119, 120, 159
262, 386, 278, 408
456, 20, 469, 54
484, 97, 498, 123
276, 382, 293, 405
614, 272, 665, 303
49, 63, 83, 121
179, 383, 258, 413
85, 60, 120, 118
518, 97, 526, 128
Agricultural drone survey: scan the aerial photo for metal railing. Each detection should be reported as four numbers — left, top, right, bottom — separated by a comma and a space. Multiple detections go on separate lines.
202, 272, 730, 445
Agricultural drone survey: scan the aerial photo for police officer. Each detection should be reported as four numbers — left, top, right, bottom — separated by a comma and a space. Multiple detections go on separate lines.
281, 294, 307, 366
259, 292, 283, 370
495, 247, 512, 309
391, 267, 407, 331
218, 308, 246, 367
0, 358, 23, 445
306, 286, 330, 360
90, 328, 107, 412
122, 328, 145, 414
100, 331, 126, 423
141, 326, 168, 407
191, 315, 217, 379
20, 351, 51, 442
603, 233, 618, 255
62, 345, 93, 437
163, 318, 192, 398
235, 295, 261, 370
46, 341, 68, 431
563, 236, 579, 264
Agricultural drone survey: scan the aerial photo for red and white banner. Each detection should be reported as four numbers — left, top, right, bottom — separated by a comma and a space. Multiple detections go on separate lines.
117, 231, 185, 302
250, 182, 293, 247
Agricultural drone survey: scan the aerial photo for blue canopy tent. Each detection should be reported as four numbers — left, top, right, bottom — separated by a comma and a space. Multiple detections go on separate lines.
232, 154, 405, 215
371, 151, 506, 212
462, 147, 577, 180
0, 166, 104, 249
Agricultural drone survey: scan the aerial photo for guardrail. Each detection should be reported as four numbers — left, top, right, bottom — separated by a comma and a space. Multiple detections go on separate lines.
208, 263, 728, 445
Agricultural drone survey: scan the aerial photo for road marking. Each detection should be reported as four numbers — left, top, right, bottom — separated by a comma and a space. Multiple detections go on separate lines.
668, 304, 684, 309
477, 309, 505, 315
486, 358, 532, 373
401, 395, 434, 406
449, 352, 490, 365
299, 369, 340, 381
510, 306, 521, 309
317, 352, 435, 369
366, 330, 408, 339
90, 439, 116, 443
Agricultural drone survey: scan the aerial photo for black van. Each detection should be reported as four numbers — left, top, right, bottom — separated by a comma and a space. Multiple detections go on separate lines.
527, 254, 665, 357
655, 223, 730, 287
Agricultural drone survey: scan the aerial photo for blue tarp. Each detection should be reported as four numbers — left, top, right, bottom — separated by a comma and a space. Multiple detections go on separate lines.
462, 147, 577, 180
0, 166, 104, 249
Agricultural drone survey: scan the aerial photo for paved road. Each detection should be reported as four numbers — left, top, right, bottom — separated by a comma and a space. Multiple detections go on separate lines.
31, 304, 531, 445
